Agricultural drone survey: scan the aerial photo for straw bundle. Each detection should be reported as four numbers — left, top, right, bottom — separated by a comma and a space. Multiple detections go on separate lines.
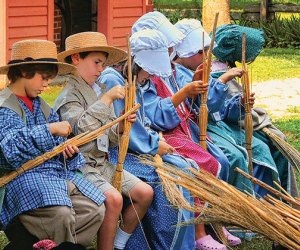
262, 127, 300, 172
199, 13, 219, 150
241, 33, 254, 176
140, 157, 300, 249
112, 34, 136, 192
0, 104, 140, 187
153, 133, 194, 211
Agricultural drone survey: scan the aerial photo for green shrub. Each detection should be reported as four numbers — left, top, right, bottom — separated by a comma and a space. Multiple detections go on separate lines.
237, 15, 300, 48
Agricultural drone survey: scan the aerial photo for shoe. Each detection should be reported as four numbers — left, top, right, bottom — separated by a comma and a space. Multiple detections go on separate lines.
195, 235, 227, 250
223, 228, 242, 246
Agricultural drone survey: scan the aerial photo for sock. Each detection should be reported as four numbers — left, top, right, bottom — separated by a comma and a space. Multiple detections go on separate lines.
114, 228, 132, 250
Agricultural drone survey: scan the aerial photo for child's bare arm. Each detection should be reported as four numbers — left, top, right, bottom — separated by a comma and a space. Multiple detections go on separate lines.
218, 68, 243, 84
48, 121, 72, 137
171, 80, 208, 107
100, 85, 125, 106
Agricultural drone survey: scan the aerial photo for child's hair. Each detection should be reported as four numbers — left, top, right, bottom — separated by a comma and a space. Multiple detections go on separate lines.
65, 51, 108, 64
7, 64, 58, 83
65, 52, 92, 64
122, 57, 142, 80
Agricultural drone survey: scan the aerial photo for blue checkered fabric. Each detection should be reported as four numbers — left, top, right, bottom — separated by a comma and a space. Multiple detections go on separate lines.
0, 97, 105, 228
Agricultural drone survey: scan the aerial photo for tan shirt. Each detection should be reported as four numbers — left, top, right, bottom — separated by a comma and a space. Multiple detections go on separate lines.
52, 74, 119, 168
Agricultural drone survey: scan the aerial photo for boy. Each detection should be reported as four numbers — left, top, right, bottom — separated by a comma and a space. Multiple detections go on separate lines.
0, 39, 106, 249
53, 32, 153, 250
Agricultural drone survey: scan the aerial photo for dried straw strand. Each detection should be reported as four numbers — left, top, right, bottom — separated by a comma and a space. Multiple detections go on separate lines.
242, 33, 254, 177
199, 13, 218, 150
0, 104, 140, 187
262, 127, 300, 172
140, 157, 300, 249
112, 34, 136, 192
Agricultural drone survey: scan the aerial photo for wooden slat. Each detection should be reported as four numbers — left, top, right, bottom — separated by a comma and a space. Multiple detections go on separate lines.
113, 0, 143, 8
113, 7, 143, 17
245, 3, 300, 13
112, 17, 140, 28
112, 27, 132, 38
112, 37, 127, 46
8, 0, 47, 7
8, 16, 47, 27
8, 6, 48, 17
8, 26, 48, 39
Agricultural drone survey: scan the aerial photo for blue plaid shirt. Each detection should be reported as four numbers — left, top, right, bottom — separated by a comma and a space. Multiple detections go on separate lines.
0, 97, 106, 228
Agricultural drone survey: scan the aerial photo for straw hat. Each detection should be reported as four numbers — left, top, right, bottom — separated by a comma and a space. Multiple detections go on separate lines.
58, 32, 127, 66
0, 39, 76, 75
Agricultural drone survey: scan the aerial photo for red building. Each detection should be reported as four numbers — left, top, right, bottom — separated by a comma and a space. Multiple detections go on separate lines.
0, 0, 153, 69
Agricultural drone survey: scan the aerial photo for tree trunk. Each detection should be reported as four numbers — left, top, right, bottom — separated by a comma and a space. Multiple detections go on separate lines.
202, 0, 230, 33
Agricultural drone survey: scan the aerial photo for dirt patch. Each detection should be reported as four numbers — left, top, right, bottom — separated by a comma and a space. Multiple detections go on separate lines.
253, 78, 300, 119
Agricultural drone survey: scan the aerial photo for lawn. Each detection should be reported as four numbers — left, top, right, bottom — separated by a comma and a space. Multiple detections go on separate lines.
154, 0, 300, 10
249, 48, 300, 82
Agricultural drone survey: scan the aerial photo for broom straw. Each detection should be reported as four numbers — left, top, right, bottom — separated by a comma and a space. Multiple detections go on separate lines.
199, 12, 218, 150
262, 127, 300, 172
235, 167, 300, 208
141, 157, 300, 249
242, 33, 254, 177
112, 34, 136, 192
0, 104, 140, 187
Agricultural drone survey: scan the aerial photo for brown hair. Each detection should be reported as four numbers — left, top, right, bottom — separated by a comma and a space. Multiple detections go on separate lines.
7, 64, 58, 83
65, 51, 108, 64
122, 57, 142, 80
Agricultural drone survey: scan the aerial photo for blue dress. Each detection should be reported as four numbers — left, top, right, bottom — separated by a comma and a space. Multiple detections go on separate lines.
99, 67, 196, 250
141, 68, 230, 182
175, 64, 281, 196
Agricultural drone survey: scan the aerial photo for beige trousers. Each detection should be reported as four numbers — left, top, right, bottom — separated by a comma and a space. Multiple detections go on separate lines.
19, 181, 105, 246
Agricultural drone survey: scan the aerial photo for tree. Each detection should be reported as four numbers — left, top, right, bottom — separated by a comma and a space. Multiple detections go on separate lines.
202, 0, 230, 33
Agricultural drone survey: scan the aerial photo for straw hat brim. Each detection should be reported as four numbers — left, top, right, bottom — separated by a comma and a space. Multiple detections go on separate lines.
58, 46, 128, 66
0, 61, 77, 75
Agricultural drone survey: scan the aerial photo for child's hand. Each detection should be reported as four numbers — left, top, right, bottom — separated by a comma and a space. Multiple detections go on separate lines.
192, 64, 204, 81
157, 139, 175, 156
101, 85, 125, 106
62, 145, 79, 159
118, 111, 137, 133
242, 92, 255, 108
218, 68, 243, 84
49, 121, 72, 137
183, 80, 208, 98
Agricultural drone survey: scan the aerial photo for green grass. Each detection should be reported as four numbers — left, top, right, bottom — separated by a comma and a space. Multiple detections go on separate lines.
242, 48, 300, 82
274, 118, 300, 151
40, 85, 64, 106
154, 0, 300, 10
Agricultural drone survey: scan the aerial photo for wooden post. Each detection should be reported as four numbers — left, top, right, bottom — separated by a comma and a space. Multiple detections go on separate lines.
0, 0, 7, 89
260, 0, 272, 22
202, 0, 230, 33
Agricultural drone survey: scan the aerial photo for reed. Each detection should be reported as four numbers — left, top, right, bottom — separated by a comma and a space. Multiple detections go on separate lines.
199, 13, 218, 150
140, 157, 300, 249
0, 104, 140, 187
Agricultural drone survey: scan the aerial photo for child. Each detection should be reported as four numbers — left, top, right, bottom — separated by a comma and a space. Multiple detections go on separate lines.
100, 29, 197, 250
53, 32, 153, 250
132, 11, 230, 183
132, 12, 231, 250
211, 24, 296, 196
0, 40, 105, 249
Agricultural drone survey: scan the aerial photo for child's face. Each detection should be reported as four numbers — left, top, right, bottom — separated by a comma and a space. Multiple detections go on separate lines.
137, 69, 152, 86
24, 72, 51, 98
74, 52, 107, 85
176, 52, 205, 71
